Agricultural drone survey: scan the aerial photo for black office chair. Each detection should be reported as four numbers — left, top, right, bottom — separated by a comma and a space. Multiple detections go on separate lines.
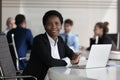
0, 34, 37, 80
9, 34, 29, 71
108, 33, 119, 51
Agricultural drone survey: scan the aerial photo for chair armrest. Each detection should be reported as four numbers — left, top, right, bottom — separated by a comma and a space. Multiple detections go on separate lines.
0, 75, 37, 80
19, 57, 30, 61
19, 57, 28, 60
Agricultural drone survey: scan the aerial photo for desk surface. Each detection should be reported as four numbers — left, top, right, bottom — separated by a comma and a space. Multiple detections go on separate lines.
48, 61, 120, 80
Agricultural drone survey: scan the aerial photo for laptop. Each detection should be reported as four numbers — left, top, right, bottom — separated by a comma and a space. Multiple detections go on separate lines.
69, 44, 112, 69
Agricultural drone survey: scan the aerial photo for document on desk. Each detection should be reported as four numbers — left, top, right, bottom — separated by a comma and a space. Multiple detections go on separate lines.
109, 51, 120, 60
111, 51, 120, 54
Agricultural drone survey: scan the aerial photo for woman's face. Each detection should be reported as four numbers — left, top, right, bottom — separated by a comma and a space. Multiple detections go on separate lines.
45, 15, 62, 38
94, 25, 103, 36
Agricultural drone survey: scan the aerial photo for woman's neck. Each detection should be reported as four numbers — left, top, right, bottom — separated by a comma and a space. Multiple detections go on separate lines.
52, 37, 58, 42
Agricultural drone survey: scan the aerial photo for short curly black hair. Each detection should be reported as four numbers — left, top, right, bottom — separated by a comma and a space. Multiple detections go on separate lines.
42, 10, 63, 26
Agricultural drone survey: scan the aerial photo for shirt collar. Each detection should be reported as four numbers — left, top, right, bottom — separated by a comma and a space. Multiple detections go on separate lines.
65, 32, 71, 36
46, 33, 58, 46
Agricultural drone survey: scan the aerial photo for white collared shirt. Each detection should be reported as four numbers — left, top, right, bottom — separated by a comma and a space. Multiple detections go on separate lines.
46, 33, 71, 67
47, 33, 60, 59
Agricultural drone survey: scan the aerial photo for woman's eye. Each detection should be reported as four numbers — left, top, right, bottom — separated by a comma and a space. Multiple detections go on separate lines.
47, 23, 51, 26
55, 22, 60, 26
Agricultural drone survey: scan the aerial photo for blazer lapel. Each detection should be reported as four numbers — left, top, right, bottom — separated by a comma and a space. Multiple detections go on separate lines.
58, 38, 65, 59
43, 33, 51, 55
43, 33, 65, 59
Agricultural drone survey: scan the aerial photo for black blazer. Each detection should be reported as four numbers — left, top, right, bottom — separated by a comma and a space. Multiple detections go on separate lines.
87, 34, 112, 50
22, 33, 74, 80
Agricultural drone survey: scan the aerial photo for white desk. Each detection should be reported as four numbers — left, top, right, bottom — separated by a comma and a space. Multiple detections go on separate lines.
109, 51, 120, 60
48, 61, 120, 80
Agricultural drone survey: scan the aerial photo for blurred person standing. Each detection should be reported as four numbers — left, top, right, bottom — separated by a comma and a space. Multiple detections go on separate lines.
60, 19, 80, 52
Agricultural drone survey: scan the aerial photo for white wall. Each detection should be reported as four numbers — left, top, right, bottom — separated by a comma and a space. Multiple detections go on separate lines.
2, 0, 117, 47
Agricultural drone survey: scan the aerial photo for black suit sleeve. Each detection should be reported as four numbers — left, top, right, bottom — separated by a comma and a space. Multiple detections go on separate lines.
59, 37, 74, 60
30, 36, 67, 68
64, 44, 74, 60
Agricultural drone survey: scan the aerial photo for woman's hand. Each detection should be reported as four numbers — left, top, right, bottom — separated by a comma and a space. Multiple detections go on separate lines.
71, 53, 80, 65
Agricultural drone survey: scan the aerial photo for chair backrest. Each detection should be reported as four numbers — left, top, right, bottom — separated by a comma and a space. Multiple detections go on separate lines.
11, 34, 19, 71
108, 34, 117, 45
117, 32, 120, 50
108, 33, 118, 50
0, 34, 16, 77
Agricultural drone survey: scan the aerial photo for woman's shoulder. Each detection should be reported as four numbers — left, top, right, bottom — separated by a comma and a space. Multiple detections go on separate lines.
34, 33, 47, 41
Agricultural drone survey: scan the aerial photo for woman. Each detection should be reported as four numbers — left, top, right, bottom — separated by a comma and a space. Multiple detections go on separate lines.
22, 10, 80, 80
87, 22, 112, 50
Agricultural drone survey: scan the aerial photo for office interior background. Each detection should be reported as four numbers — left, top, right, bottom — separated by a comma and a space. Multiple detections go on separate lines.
0, 0, 119, 47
